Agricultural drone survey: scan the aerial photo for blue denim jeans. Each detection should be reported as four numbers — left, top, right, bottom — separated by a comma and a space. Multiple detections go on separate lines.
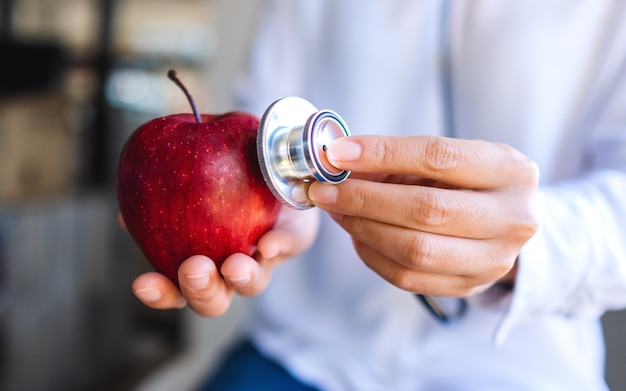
196, 340, 319, 391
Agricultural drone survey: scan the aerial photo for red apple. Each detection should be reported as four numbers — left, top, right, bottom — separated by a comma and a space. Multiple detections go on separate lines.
116, 70, 281, 285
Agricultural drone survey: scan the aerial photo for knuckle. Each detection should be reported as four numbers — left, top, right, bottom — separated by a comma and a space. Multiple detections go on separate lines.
516, 156, 540, 186
371, 137, 394, 167
500, 143, 541, 186
423, 137, 461, 173
404, 233, 437, 268
507, 197, 541, 242
521, 204, 541, 237
409, 192, 450, 227
350, 183, 369, 214
523, 159, 540, 185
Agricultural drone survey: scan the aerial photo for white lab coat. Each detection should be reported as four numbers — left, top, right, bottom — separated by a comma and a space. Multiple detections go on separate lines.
233, 1, 626, 390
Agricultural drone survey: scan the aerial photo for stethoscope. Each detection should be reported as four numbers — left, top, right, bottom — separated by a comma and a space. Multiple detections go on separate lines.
257, 96, 351, 209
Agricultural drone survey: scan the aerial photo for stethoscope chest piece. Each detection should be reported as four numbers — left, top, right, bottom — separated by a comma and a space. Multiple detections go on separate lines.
257, 96, 351, 209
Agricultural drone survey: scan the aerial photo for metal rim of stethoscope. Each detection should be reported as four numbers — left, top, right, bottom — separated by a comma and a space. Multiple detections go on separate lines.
257, 96, 351, 210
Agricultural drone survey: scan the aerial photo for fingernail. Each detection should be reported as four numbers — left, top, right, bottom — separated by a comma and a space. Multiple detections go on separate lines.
261, 245, 280, 259
229, 273, 252, 286
328, 139, 361, 161
308, 183, 338, 205
290, 183, 309, 205
184, 273, 209, 289
135, 287, 161, 303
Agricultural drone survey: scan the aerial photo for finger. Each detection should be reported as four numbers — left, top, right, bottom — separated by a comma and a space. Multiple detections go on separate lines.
333, 214, 512, 278
221, 252, 279, 297
132, 272, 187, 309
256, 229, 295, 259
178, 255, 234, 317
261, 207, 320, 257
118, 213, 127, 231
309, 179, 500, 238
327, 136, 538, 189
352, 239, 496, 297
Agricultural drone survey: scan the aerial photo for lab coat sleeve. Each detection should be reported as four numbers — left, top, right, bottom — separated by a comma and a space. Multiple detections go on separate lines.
495, 63, 626, 345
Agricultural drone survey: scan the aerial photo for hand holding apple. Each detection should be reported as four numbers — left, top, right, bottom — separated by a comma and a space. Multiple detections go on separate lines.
117, 70, 282, 287
129, 206, 320, 316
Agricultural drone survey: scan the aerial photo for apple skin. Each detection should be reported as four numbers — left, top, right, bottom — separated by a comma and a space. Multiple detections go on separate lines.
116, 112, 281, 285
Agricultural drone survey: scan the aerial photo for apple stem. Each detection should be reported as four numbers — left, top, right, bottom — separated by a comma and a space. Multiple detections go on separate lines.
167, 69, 202, 123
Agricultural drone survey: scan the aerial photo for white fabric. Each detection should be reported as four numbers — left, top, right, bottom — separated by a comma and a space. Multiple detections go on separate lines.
233, 1, 626, 390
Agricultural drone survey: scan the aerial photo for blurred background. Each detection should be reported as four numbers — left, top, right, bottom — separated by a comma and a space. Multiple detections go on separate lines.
0, 1, 624, 390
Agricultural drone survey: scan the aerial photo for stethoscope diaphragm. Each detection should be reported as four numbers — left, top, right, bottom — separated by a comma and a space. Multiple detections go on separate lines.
257, 96, 351, 209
